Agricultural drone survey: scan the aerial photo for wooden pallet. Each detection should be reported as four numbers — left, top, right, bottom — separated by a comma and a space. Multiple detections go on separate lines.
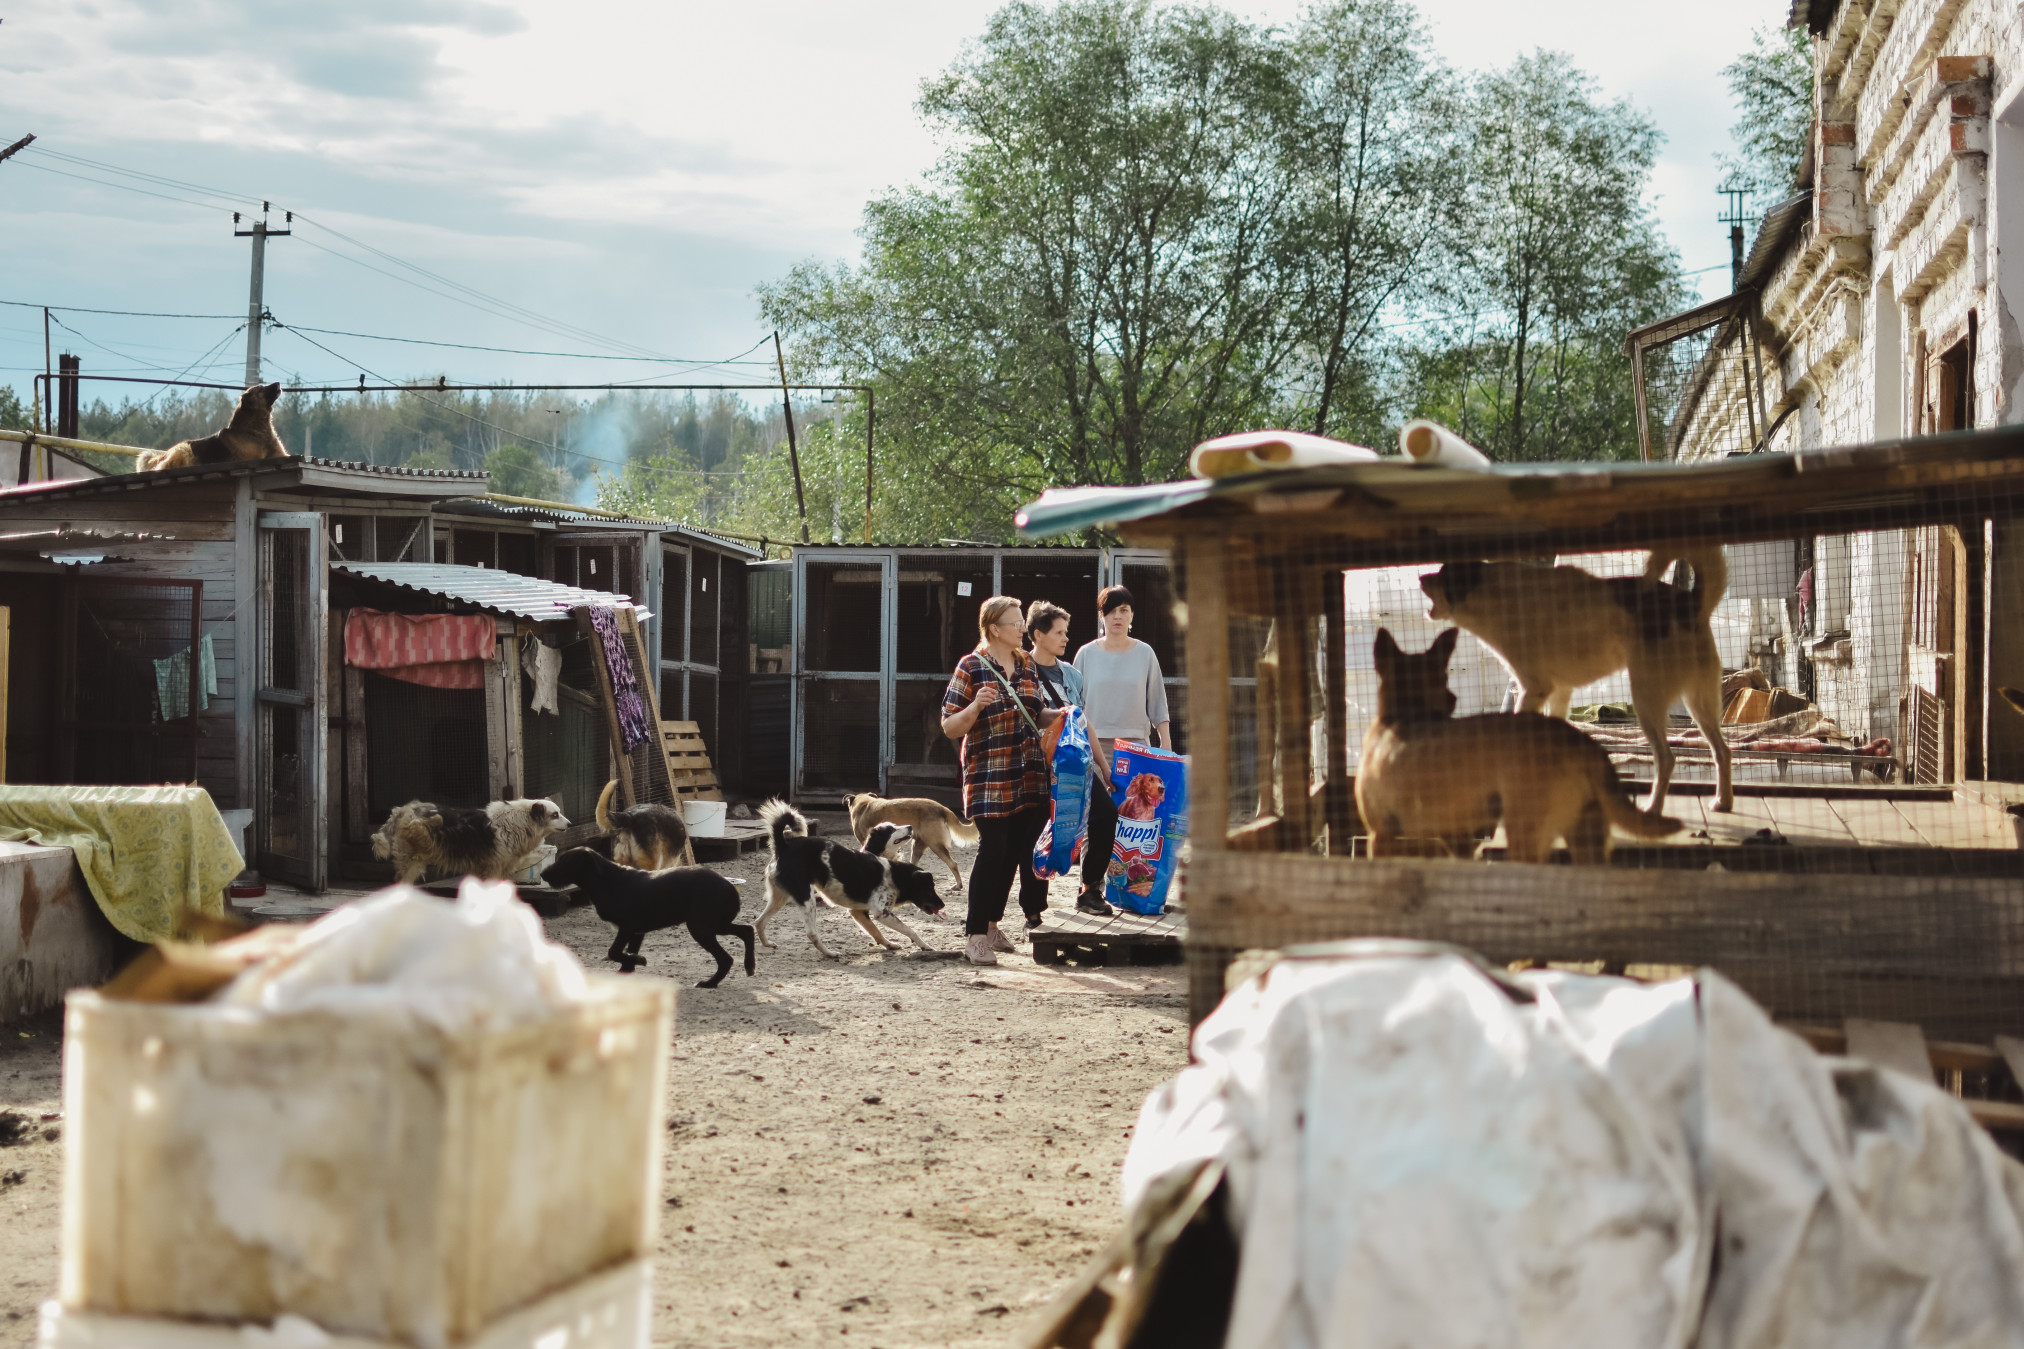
1030, 907, 1186, 968
689, 819, 770, 862
662, 720, 724, 801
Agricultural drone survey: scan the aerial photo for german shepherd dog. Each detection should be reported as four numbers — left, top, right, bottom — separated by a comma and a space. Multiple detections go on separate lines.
370, 797, 570, 884
137, 383, 290, 471
758, 801, 945, 957
1421, 548, 1732, 813
595, 779, 691, 869
841, 792, 978, 883
1357, 628, 1683, 863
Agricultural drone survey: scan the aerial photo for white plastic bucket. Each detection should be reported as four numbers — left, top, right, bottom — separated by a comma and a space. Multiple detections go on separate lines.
681, 800, 728, 838
219, 808, 254, 867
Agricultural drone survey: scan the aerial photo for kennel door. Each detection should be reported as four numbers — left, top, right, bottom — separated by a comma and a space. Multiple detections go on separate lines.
793, 550, 894, 797
256, 512, 328, 891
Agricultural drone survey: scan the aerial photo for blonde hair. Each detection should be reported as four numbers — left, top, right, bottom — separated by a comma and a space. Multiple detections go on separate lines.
977, 595, 1023, 648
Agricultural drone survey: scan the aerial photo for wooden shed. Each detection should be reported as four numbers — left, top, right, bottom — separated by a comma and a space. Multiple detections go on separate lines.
0, 456, 755, 891
1018, 429, 2024, 1056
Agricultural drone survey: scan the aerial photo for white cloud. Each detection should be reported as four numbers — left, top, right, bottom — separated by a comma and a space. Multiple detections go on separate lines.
0, 0, 1789, 394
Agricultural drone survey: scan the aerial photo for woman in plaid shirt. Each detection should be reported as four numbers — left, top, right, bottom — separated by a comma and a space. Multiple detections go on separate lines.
941, 595, 1060, 966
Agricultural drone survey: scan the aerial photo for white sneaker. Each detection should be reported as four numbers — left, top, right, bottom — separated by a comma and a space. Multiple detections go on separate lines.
986, 925, 1017, 953
965, 933, 998, 965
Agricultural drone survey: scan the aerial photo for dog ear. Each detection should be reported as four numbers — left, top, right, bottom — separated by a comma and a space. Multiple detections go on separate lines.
1373, 627, 1399, 662
529, 800, 551, 823
1430, 626, 1460, 664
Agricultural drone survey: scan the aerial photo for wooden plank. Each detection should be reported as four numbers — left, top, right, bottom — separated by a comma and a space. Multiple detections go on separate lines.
233, 478, 256, 810
483, 622, 512, 801
574, 606, 635, 808
1890, 798, 2014, 849
1275, 606, 1313, 843
1182, 850, 2024, 1038
1828, 796, 1928, 845
1843, 1018, 1935, 1080
343, 666, 368, 843
1761, 797, 1862, 846
1184, 537, 1230, 850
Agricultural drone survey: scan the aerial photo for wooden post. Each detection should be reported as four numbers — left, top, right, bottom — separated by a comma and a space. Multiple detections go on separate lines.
1275, 606, 1313, 847
1183, 536, 1230, 851
1255, 623, 1279, 818
576, 606, 636, 807
1322, 571, 1353, 852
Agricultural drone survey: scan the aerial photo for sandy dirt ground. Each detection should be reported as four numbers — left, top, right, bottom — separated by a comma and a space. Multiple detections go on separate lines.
0, 817, 1191, 1349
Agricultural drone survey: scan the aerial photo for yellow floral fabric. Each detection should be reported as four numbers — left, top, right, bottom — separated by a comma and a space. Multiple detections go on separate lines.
0, 785, 240, 943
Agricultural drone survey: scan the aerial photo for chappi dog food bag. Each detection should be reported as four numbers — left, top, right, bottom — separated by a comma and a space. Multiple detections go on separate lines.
1031, 705, 1093, 879
1103, 741, 1188, 916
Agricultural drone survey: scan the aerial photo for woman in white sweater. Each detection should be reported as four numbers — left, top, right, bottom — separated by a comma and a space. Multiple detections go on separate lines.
1072, 585, 1171, 913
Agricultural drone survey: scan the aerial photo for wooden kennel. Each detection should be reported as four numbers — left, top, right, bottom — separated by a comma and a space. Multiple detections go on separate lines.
1019, 427, 2024, 1044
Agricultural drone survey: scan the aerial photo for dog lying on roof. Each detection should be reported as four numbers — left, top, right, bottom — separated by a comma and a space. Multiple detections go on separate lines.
136, 382, 290, 471
371, 797, 570, 884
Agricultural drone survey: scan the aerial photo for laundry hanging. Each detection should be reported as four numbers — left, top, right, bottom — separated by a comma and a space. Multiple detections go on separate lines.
344, 609, 496, 690
588, 606, 652, 752
154, 634, 218, 722
521, 635, 562, 715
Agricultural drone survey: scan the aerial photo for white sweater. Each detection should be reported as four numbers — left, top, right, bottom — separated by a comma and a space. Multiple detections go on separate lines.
1072, 640, 1169, 742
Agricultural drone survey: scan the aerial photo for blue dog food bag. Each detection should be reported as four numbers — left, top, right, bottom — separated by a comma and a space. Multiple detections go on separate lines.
1103, 741, 1188, 916
1032, 706, 1093, 878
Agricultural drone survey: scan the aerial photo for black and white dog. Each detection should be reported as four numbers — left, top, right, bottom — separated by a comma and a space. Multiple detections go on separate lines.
756, 800, 945, 957
540, 847, 755, 987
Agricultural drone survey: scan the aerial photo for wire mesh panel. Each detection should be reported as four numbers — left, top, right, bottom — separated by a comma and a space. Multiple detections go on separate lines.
57, 578, 202, 786
801, 680, 881, 792
1628, 293, 1778, 462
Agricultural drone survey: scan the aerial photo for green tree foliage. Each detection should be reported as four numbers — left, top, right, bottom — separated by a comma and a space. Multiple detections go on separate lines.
1282, 0, 1466, 442
753, 2, 1686, 538
1720, 24, 1814, 214
0, 385, 29, 432
1400, 53, 1690, 462
484, 443, 563, 500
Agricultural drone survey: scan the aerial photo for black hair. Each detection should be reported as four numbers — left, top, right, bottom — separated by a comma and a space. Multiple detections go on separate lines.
1098, 584, 1134, 616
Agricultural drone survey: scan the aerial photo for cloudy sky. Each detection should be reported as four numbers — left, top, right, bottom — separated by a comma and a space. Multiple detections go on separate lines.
0, 0, 1787, 409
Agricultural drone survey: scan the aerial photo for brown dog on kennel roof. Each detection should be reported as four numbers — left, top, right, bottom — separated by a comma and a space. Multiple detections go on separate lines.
136, 382, 290, 471
1420, 547, 1732, 815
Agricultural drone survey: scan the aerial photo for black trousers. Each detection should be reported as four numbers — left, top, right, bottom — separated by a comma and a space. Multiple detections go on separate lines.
966, 807, 1049, 935
1080, 780, 1118, 894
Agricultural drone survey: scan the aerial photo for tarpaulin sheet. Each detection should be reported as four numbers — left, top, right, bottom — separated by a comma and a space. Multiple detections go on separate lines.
1124, 942, 2024, 1349
344, 608, 496, 690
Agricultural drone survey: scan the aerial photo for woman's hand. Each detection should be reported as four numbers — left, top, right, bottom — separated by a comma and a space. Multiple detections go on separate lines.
941, 682, 999, 740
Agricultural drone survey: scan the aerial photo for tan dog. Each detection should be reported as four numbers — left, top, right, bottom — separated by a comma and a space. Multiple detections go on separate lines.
1420, 548, 1732, 814
595, 779, 692, 869
136, 382, 289, 471
1357, 627, 1682, 863
841, 792, 977, 883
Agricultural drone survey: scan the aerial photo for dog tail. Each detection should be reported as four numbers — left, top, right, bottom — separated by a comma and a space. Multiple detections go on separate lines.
596, 779, 620, 835
938, 803, 979, 845
1589, 760, 1684, 839
758, 798, 808, 851
1644, 546, 1729, 625
371, 801, 430, 860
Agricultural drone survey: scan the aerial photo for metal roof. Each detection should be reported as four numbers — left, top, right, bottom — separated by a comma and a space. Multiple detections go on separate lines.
0, 454, 487, 506
332, 562, 633, 621
434, 497, 763, 556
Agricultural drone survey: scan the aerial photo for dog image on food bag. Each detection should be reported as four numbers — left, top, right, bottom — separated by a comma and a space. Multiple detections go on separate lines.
1103, 744, 1187, 915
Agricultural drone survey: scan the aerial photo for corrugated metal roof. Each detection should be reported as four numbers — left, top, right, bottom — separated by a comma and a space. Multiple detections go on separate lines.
0, 454, 486, 505
332, 562, 633, 621
434, 497, 764, 556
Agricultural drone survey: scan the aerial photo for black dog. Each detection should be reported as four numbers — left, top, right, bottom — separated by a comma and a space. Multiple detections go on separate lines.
755, 800, 946, 957
541, 848, 755, 987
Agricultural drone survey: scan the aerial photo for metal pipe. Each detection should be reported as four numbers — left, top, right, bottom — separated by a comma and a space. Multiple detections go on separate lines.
39, 373, 873, 395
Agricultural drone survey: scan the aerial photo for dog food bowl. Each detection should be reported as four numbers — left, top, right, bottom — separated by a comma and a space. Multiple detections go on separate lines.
681, 800, 728, 838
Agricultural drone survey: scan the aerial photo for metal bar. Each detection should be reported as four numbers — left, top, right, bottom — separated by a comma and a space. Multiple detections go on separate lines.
773, 332, 811, 545
864, 387, 875, 545
189, 579, 202, 785
1630, 336, 1651, 463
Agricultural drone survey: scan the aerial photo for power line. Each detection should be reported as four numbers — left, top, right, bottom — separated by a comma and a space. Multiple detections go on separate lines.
15, 146, 704, 363
274, 323, 775, 367
0, 299, 242, 320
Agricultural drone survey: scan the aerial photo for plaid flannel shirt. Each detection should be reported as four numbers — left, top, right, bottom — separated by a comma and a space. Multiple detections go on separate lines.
943, 650, 1049, 820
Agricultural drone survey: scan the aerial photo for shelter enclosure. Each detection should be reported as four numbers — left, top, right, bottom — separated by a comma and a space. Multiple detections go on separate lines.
1019, 429, 2024, 1062
786, 544, 1177, 804
0, 455, 756, 892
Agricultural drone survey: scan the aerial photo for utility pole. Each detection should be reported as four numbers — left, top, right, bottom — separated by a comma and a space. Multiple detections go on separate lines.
1719, 183, 1750, 291
0, 134, 33, 167
773, 331, 811, 544
234, 203, 291, 388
